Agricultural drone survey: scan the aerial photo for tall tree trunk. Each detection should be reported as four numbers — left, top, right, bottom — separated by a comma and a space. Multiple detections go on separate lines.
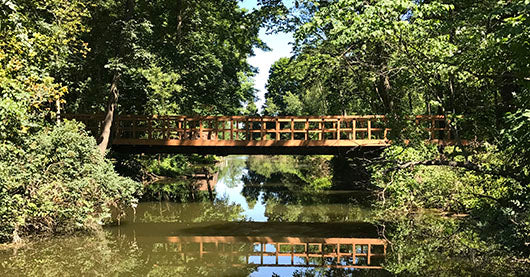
375, 72, 393, 113
96, 0, 135, 155
97, 72, 121, 155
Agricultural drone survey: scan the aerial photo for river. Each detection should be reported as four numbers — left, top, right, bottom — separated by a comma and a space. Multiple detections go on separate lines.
1, 156, 525, 276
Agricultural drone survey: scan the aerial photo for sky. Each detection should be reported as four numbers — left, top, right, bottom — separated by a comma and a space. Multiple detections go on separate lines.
238, 0, 295, 111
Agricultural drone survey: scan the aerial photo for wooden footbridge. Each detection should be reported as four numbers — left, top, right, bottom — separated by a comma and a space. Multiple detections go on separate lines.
66, 114, 455, 155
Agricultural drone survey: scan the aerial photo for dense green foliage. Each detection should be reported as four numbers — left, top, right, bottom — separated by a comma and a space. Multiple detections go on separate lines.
2, 0, 529, 274
266, 0, 529, 122
62, 0, 265, 116
261, 0, 530, 274
0, 0, 272, 243
0, 121, 140, 242
0, 0, 145, 243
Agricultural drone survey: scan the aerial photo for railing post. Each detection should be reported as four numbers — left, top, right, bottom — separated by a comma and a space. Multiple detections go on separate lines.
214, 118, 218, 140
291, 244, 294, 265
178, 120, 182, 140
353, 243, 356, 266
275, 243, 279, 265
319, 119, 323, 140
275, 118, 279, 140
230, 119, 234, 140
260, 118, 265, 140
246, 119, 250, 141
337, 118, 341, 140
305, 118, 309, 140
367, 244, 372, 265
183, 118, 187, 140
367, 119, 372, 140
290, 118, 294, 140
166, 117, 170, 139
249, 120, 253, 141
352, 119, 356, 141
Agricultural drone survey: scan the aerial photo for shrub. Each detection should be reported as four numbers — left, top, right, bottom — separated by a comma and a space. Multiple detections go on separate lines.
0, 121, 141, 243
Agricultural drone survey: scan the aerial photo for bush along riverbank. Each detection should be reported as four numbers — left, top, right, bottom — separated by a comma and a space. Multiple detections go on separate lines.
0, 121, 141, 244
367, 138, 530, 276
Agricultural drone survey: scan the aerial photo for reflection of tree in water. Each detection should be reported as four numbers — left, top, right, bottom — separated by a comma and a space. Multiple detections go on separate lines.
241, 155, 376, 223
379, 214, 530, 276
129, 199, 245, 223
246, 156, 334, 191
0, 230, 258, 277
0, 232, 143, 277
217, 156, 247, 188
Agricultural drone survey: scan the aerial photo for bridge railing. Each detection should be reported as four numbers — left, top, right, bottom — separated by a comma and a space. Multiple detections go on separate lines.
64, 114, 453, 144
162, 236, 387, 269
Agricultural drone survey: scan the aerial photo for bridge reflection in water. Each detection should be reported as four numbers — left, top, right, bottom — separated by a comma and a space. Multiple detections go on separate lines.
116, 221, 389, 272
163, 235, 386, 269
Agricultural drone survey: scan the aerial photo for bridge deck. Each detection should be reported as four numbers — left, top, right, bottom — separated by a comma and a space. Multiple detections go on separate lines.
66, 114, 456, 154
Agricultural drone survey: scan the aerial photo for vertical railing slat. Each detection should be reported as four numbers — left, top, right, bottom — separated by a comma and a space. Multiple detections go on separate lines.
305, 118, 309, 140
260, 117, 265, 140
337, 118, 341, 140
351, 119, 357, 140
318, 120, 323, 140
367, 120, 372, 140
230, 119, 234, 140
367, 244, 372, 265
290, 118, 294, 140
275, 118, 279, 140
183, 118, 187, 140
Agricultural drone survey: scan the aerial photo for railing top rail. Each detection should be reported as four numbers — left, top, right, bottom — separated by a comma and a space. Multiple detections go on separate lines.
64, 114, 449, 120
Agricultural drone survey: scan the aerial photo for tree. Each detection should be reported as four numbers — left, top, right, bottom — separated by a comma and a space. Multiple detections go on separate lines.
62, 0, 266, 154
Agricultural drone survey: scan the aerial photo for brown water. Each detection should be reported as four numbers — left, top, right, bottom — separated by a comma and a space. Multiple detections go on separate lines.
0, 156, 389, 276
